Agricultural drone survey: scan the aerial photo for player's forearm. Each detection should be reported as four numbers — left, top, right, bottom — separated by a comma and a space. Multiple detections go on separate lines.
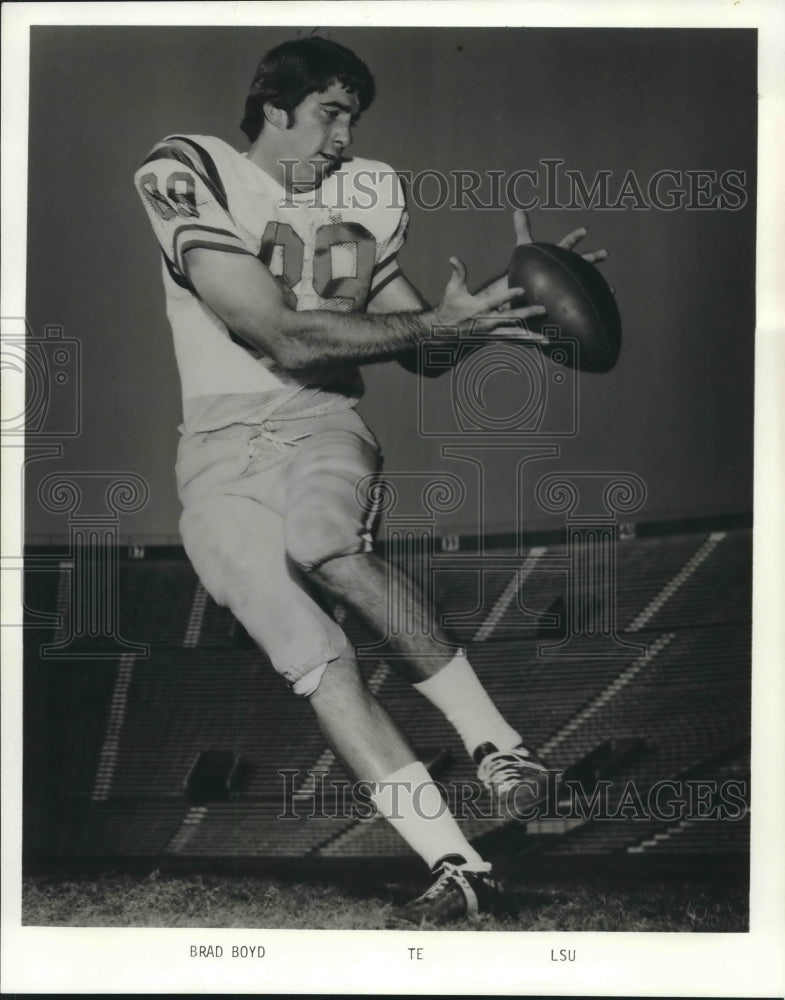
186, 248, 437, 372
272, 307, 431, 372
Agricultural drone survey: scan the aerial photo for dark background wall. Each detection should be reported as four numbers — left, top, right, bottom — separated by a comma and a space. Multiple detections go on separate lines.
25, 26, 756, 542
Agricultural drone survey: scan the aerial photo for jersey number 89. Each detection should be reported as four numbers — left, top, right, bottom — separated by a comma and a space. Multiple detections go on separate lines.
259, 221, 376, 309
140, 170, 377, 309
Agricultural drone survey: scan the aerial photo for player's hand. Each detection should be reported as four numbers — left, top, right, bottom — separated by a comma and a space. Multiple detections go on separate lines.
513, 208, 609, 265
429, 256, 547, 338
510, 208, 615, 296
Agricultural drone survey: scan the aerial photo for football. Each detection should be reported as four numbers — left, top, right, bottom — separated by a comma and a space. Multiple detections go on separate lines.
508, 242, 621, 373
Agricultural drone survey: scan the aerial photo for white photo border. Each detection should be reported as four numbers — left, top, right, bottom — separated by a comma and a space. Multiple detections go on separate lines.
2, 1, 784, 995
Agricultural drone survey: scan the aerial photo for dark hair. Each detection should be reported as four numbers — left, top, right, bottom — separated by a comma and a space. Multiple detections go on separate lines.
240, 37, 375, 142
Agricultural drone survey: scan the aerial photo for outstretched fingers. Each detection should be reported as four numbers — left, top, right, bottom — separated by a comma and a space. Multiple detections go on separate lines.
558, 227, 608, 263
446, 256, 468, 291
581, 248, 609, 264
473, 305, 547, 338
557, 226, 588, 251
513, 209, 534, 245
480, 283, 526, 313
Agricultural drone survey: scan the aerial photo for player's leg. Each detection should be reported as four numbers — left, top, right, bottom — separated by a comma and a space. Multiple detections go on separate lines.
281, 419, 537, 788
304, 654, 505, 926
311, 549, 452, 679
303, 655, 485, 856
310, 551, 547, 797
179, 485, 501, 922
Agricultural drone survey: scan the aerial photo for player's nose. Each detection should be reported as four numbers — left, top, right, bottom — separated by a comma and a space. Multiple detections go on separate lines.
332, 121, 352, 151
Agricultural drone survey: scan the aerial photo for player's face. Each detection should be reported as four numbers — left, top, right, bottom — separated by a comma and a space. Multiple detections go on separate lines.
281, 82, 361, 192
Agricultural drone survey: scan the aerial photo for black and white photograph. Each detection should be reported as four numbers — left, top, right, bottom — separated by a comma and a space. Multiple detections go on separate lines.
2, 1, 784, 995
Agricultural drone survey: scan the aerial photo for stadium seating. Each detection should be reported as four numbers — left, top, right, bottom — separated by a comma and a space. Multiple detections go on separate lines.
23, 525, 752, 863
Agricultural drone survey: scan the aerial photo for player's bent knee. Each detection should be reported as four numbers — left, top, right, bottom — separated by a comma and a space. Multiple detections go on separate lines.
285, 495, 373, 573
300, 655, 364, 702
291, 662, 328, 697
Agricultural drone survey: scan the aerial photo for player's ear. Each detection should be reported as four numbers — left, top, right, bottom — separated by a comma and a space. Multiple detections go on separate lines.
263, 102, 290, 130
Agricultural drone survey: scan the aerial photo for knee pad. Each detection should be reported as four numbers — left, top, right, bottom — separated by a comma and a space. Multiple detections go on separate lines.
292, 662, 328, 697
284, 430, 382, 572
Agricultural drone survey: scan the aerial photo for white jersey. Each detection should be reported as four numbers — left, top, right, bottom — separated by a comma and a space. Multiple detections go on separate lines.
134, 135, 408, 432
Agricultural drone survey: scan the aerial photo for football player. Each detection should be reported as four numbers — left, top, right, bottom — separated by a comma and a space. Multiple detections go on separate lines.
134, 36, 606, 927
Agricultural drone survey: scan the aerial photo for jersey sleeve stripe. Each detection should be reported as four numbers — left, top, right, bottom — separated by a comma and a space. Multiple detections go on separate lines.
161, 250, 195, 291
366, 267, 402, 303
372, 251, 399, 277
179, 240, 253, 260
370, 253, 400, 293
172, 223, 248, 272
168, 136, 229, 210
141, 142, 229, 211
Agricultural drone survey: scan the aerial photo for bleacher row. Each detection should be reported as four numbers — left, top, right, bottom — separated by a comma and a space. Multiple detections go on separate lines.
23, 527, 751, 862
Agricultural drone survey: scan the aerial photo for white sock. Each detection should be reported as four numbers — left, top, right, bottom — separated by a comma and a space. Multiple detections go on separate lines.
370, 761, 488, 871
413, 653, 522, 758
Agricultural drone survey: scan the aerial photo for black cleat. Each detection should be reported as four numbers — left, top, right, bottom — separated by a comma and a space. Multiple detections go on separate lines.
388, 854, 503, 928
474, 742, 551, 813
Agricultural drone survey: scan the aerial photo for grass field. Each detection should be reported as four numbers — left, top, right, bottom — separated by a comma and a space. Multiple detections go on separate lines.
23, 865, 748, 931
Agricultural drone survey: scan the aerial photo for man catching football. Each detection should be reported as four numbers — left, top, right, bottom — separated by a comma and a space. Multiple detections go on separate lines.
134, 36, 606, 926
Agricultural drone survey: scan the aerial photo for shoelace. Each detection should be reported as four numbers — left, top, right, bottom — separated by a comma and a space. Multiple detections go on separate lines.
422, 861, 464, 899
478, 747, 548, 785
421, 861, 491, 915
